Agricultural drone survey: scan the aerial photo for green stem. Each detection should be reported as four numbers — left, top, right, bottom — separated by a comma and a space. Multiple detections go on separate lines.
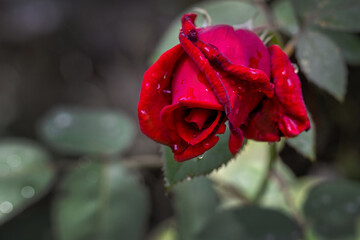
253, 143, 277, 203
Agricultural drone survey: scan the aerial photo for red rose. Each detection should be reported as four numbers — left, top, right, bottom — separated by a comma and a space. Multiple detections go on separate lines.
138, 13, 310, 162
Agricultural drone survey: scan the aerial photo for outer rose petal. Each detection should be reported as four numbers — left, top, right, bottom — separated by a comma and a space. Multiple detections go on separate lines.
242, 45, 310, 141
138, 44, 184, 144
174, 135, 219, 161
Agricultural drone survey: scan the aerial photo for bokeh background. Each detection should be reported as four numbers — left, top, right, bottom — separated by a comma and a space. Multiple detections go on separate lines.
0, 0, 359, 239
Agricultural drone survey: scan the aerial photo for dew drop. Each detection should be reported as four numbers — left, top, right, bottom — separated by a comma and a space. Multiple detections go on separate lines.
21, 186, 35, 199
145, 83, 150, 90
0, 201, 13, 214
292, 63, 299, 74
55, 112, 72, 128
156, 84, 161, 90
286, 78, 294, 88
162, 89, 171, 94
186, 176, 192, 181
281, 69, 287, 76
197, 154, 204, 160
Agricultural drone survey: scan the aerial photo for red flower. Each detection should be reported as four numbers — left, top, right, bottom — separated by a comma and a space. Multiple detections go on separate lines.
138, 13, 310, 162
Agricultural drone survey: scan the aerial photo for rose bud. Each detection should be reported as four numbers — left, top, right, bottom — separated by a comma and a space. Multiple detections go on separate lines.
138, 13, 310, 162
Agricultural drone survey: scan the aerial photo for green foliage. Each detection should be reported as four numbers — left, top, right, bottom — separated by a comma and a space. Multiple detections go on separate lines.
296, 30, 347, 101
0, 139, 54, 224
211, 141, 294, 209
287, 113, 316, 161
273, 0, 299, 35
39, 106, 135, 156
303, 180, 360, 239
163, 128, 245, 189
53, 159, 149, 240
321, 30, 360, 66
173, 177, 219, 240
291, 0, 360, 32
151, 1, 266, 62
196, 206, 302, 240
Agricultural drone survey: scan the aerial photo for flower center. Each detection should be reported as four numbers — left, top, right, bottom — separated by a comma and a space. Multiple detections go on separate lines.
184, 108, 217, 130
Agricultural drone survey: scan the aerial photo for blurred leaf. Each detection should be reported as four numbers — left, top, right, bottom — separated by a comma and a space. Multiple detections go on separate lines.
163, 128, 245, 189
0, 138, 54, 224
287, 113, 316, 161
211, 141, 295, 211
321, 30, 360, 66
173, 177, 219, 240
291, 0, 360, 32
148, 220, 178, 240
151, 1, 266, 62
296, 30, 347, 101
0, 194, 52, 240
303, 180, 360, 239
273, 0, 299, 35
39, 106, 135, 155
196, 206, 302, 240
53, 159, 149, 240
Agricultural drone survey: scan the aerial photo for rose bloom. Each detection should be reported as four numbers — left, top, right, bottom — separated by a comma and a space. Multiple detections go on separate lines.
138, 13, 310, 162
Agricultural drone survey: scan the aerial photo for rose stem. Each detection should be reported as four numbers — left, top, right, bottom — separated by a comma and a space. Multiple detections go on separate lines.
252, 143, 277, 203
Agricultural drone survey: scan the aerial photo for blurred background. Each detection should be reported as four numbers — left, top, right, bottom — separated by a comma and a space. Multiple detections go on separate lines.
0, 0, 359, 239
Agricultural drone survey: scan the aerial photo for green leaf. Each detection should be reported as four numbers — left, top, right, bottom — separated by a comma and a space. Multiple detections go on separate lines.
173, 177, 219, 240
287, 113, 316, 161
151, 1, 266, 62
148, 220, 177, 240
291, 0, 360, 32
53, 159, 149, 240
296, 30, 348, 101
0, 138, 54, 224
163, 128, 244, 189
39, 106, 135, 155
321, 30, 360, 66
196, 206, 302, 240
211, 140, 295, 210
303, 180, 360, 239
273, 0, 299, 35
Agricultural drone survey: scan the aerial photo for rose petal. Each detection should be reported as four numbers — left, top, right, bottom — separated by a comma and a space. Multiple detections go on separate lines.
171, 54, 223, 109
175, 108, 222, 145
174, 135, 219, 162
138, 44, 184, 144
228, 130, 244, 155
242, 45, 310, 141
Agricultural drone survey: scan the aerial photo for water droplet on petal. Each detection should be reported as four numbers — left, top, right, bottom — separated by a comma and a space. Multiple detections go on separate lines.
292, 63, 299, 74
145, 83, 150, 90
156, 84, 161, 90
281, 69, 287, 76
21, 186, 35, 199
0, 201, 13, 214
286, 78, 294, 89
